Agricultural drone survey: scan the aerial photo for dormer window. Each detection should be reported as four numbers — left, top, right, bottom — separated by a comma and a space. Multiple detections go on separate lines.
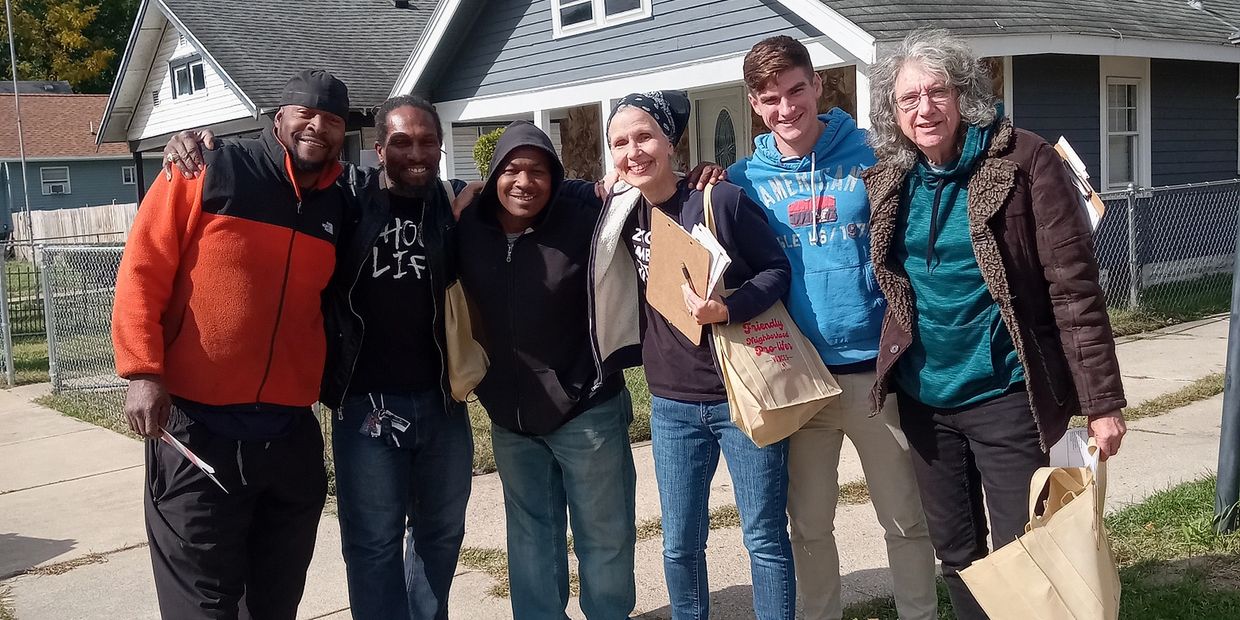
552, 0, 651, 38
171, 57, 206, 99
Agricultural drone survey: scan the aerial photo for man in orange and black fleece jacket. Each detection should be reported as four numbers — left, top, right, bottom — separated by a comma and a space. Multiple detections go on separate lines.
111, 69, 349, 620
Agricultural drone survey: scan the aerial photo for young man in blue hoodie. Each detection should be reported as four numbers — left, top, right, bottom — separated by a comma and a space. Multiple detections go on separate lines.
726, 36, 937, 620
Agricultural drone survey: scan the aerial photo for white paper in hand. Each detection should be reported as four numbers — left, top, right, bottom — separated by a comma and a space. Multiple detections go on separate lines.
689, 223, 731, 298
1049, 427, 1097, 473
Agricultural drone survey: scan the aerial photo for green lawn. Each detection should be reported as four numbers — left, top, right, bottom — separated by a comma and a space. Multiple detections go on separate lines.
840, 476, 1240, 619
468, 367, 653, 474
36, 390, 132, 438
1109, 273, 1233, 337
0, 584, 14, 620
11, 335, 50, 385
4, 259, 41, 300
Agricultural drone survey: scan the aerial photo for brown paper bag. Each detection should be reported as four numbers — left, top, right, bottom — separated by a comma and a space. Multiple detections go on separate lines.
444, 280, 489, 402
960, 440, 1121, 619
700, 184, 842, 447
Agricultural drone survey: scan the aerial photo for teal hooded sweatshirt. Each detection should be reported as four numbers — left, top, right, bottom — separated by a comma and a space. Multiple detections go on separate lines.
727, 109, 883, 367
891, 120, 1024, 408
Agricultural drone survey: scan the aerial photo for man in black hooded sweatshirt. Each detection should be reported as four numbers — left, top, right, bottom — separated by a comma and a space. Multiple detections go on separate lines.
456, 120, 638, 619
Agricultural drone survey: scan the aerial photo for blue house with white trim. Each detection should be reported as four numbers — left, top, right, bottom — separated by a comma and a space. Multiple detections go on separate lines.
0, 93, 163, 236
387, 0, 1239, 193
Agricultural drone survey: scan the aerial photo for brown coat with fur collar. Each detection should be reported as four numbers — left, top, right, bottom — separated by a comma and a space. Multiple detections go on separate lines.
862, 119, 1127, 449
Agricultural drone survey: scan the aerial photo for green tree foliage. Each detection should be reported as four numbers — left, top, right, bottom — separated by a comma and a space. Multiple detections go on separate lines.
473, 127, 506, 178
0, 0, 138, 93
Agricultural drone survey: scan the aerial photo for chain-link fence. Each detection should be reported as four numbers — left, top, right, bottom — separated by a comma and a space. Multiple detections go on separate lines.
1094, 179, 1239, 314
39, 245, 126, 414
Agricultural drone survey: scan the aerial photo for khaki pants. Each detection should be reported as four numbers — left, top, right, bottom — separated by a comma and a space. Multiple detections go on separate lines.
787, 371, 938, 620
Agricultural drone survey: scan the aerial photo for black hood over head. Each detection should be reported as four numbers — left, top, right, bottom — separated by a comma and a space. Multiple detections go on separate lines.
478, 120, 565, 225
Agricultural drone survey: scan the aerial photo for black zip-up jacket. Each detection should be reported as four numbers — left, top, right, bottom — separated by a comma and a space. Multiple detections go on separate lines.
457, 121, 626, 435
320, 167, 459, 411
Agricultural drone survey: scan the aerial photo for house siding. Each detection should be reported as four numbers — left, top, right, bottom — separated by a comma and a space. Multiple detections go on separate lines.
433, 0, 818, 102
451, 122, 564, 182
128, 18, 253, 141
1150, 59, 1239, 185
1011, 55, 1101, 180
15, 159, 162, 211
0, 158, 153, 233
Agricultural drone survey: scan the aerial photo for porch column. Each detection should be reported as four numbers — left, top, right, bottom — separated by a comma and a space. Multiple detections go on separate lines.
533, 109, 552, 135
132, 151, 147, 203
598, 98, 616, 173
1002, 56, 1014, 123
439, 115, 456, 180
854, 63, 871, 129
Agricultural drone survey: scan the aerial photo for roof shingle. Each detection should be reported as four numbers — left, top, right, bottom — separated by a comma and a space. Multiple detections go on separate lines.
822, 0, 1240, 44
0, 94, 128, 159
161, 0, 434, 110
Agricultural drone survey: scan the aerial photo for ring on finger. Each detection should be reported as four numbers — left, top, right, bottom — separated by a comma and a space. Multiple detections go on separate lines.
165, 152, 178, 163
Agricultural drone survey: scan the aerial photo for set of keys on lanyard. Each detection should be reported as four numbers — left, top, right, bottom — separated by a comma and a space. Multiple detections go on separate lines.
360, 393, 411, 447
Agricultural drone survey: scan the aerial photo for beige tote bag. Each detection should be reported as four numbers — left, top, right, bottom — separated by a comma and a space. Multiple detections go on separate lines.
960, 440, 1121, 620
444, 280, 489, 402
702, 184, 842, 447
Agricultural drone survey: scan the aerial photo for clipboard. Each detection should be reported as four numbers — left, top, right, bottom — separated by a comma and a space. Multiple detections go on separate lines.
647, 207, 711, 345
1054, 138, 1106, 230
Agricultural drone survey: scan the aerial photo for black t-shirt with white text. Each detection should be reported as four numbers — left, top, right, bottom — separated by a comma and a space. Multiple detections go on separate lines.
347, 192, 441, 395
625, 182, 726, 402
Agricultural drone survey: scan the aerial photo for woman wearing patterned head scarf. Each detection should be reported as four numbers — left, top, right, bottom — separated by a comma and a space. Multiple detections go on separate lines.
589, 91, 796, 620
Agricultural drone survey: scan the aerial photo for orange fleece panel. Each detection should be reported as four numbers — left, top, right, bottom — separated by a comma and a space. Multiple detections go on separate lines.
113, 171, 336, 407
113, 171, 203, 379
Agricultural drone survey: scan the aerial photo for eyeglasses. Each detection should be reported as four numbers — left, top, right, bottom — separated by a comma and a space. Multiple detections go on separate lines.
895, 87, 953, 112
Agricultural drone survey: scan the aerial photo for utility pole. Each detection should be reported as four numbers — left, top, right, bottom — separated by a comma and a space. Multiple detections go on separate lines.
1216, 221, 1240, 534
4, 0, 33, 249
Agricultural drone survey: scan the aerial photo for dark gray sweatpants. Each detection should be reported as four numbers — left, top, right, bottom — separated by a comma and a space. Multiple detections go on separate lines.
145, 408, 327, 620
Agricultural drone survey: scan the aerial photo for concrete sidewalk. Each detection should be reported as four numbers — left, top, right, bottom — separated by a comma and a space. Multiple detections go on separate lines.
0, 315, 1231, 619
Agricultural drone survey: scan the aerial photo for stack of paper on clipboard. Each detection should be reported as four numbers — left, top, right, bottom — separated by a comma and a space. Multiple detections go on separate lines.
647, 208, 732, 345
689, 223, 731, 299
1054, 137, 1106, 231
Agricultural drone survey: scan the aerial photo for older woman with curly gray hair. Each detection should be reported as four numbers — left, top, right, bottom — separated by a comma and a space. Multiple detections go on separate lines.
861, 29, 1129, 618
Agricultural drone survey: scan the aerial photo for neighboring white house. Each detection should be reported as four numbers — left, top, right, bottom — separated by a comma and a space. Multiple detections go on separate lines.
97, 0, 435, 197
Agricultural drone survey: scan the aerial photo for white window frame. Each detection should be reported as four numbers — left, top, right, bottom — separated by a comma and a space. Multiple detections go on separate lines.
1103, 78, 1141, 191
122, 165, 137, 185
40, 166, 71, 196
170, 57, 207, 100
552, 0, 651, 38
1098, 57, 1151, 191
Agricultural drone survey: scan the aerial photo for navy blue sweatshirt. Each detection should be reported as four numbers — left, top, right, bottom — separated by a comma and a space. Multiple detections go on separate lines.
625, 179, 791, 401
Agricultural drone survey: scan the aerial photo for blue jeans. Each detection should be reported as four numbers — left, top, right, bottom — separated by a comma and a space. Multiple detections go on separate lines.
650, 396, 795, 620
491, 388, 637, 620
333, 390, 474, 620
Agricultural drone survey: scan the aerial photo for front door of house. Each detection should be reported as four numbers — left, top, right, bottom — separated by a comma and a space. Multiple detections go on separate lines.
693, 89, 750, 169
